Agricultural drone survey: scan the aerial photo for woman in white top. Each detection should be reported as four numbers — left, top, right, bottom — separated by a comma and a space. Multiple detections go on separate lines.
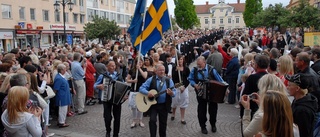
241, 74, 298, 137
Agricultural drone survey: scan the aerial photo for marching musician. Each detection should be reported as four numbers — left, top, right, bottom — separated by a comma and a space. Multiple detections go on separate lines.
94, 60, 126, 137
139, 64, 176, 137
187, 56, 219, 134
170, 55, 190, 125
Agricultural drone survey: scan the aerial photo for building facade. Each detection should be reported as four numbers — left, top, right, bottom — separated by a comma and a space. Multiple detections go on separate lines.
195, 0, 245, 30
287, 0, 320, 9
0, 0, 135, 52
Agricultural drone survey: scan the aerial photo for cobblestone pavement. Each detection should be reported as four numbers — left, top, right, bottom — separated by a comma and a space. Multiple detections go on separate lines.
49, 92, 241, 137
49, 62, 242, 137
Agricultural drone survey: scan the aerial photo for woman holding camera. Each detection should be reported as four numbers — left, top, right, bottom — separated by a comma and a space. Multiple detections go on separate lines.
1, 86, 43, 137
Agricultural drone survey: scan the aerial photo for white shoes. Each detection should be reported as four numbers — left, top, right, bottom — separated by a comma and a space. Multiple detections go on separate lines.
46, 133, 55, 137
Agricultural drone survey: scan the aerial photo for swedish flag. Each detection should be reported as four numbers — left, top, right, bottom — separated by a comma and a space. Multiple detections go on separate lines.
127, 0, 146, 49
133, 0, 170, 55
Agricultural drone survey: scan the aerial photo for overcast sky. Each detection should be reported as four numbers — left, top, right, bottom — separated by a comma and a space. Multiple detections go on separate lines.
146, 0, 290, 16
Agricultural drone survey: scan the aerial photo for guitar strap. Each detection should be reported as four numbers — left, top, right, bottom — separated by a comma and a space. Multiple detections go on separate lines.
157, 77, 166, 92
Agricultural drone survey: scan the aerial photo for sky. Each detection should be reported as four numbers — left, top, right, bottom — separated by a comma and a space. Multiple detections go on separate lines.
146, 0, 291, 16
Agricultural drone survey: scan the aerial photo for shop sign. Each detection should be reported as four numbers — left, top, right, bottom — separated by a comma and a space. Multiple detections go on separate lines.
27, 24, 33, 29
0, 32, 13, 39
18, 22, 25, 29
50, 24, 76, 30
16, 34, 26, 39
36, 26, 43, 30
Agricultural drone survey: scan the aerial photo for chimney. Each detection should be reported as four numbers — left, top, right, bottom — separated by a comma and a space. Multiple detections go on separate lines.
237, 0, 240, 3
206, 1, 209, 5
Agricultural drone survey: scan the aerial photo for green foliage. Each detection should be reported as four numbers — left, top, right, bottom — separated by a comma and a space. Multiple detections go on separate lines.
251, 3, 290, 28
243, 0, 263, 27
83, 16, 121, 42
174, 0, 200, 29
286, 0, 320, 30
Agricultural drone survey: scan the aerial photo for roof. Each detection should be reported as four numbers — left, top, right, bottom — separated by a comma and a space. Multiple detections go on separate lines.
195, 3, 245, 14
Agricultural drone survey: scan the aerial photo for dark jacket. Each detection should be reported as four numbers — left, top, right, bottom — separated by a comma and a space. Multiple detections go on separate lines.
292, 94, 318, 137
298, 67, 320, 112
225, 57, 240, 79
311, 60, 320, 75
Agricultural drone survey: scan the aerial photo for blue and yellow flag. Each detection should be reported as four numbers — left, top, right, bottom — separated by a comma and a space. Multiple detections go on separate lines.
127, 0, 146, 50
133, 0, 170, 55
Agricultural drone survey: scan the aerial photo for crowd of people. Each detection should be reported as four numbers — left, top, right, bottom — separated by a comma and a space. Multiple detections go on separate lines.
0, 28, 319, 137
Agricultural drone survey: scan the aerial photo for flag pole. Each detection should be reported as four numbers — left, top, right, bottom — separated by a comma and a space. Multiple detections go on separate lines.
166, 0, 182, 85
134, 4, 147, 92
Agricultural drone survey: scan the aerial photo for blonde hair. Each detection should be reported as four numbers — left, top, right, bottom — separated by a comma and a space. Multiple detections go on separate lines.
7, 86, 29, 124
262, 91, 293, 137
244, 53, 254, 65
29, 54, 39, 65
278, 55, 294, 75
258, 74, 287, 108
0, 73, 14, 93
52, 60, 62, 71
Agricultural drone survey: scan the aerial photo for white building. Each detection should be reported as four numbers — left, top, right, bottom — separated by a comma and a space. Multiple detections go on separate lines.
195, 0, 246, 30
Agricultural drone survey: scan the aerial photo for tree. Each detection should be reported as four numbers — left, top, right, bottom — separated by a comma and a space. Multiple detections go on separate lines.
84, 16, 121, 43
286, 0, 320, 31
243, 0, 263, 27
251, 3, 290, 29
174, 0, 200, 29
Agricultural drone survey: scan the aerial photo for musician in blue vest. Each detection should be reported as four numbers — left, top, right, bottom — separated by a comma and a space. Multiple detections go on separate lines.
139, 64, 176, 137
188, 56, 220, 134
94, 60, 126, 137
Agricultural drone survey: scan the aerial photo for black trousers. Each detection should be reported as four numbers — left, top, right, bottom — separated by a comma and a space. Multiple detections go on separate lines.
227, 77, 238, 104
149, 103, 168, 137
196, 96, 218, 128
103, 101, 121, 136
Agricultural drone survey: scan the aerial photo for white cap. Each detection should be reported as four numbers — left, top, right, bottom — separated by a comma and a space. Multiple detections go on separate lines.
85, 51, 92, 57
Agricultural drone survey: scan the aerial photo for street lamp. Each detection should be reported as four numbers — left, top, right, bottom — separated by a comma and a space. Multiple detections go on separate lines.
54, 0, 74, 44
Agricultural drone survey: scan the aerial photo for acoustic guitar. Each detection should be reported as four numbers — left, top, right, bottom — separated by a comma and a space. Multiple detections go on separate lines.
136, 83, 182, 112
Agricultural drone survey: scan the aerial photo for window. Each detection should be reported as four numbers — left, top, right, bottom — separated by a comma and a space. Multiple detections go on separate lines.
55, 11, 60, 22
212, 18, 215, 24
236, 18, 239, 23
110, 12, 115, 21
112, 0, 115, 6
2, 5, 12, 18
73, 13, 78, 23
73, 0, 77, 5
43, 10, 49, 21
126, 2, 128, 10
87, 9, 93, 21
105, 0, 108, 5
220, 18, 223, 24
117, 14, 124, 23
19, 7, 25, 20
79, 0, 84, 6
80, 14, 85, 23
30, 8, 36, 20
220, 9, 223, 12
205, 18, 208, 24
228, 18, 231, 23
65, 13, 69, 23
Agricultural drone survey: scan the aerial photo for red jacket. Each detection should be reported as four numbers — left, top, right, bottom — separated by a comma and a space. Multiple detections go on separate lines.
217, 45, 232, 68
262, 36, 267, 46
85, 60, 96, 81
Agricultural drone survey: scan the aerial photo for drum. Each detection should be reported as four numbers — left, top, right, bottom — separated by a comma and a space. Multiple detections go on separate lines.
205, 80, 229, 103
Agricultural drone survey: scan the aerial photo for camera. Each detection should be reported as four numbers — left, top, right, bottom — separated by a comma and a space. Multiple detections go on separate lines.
248, 93, 257, 100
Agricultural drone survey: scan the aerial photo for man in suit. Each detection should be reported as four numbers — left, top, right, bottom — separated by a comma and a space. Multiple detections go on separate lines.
94, 60, 126, 137
53, 64, 72, 128
139, 64, 176, 137
163, 53, 175, 77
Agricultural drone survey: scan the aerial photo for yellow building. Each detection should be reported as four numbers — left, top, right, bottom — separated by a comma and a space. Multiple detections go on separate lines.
0, 0, 136, 51
287, 0, 320, 9
195, 0, 246, 30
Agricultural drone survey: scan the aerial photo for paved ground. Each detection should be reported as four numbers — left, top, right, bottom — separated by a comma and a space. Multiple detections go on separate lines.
49, 62, 242, 137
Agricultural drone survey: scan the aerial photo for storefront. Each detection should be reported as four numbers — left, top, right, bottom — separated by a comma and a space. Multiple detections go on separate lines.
0, 30, 14, 52
14, 23, 42, 49
48, 24, 85, 46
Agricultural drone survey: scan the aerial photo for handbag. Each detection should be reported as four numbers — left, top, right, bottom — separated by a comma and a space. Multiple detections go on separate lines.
33, 92, 48, 109
41, 86, 56, 100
